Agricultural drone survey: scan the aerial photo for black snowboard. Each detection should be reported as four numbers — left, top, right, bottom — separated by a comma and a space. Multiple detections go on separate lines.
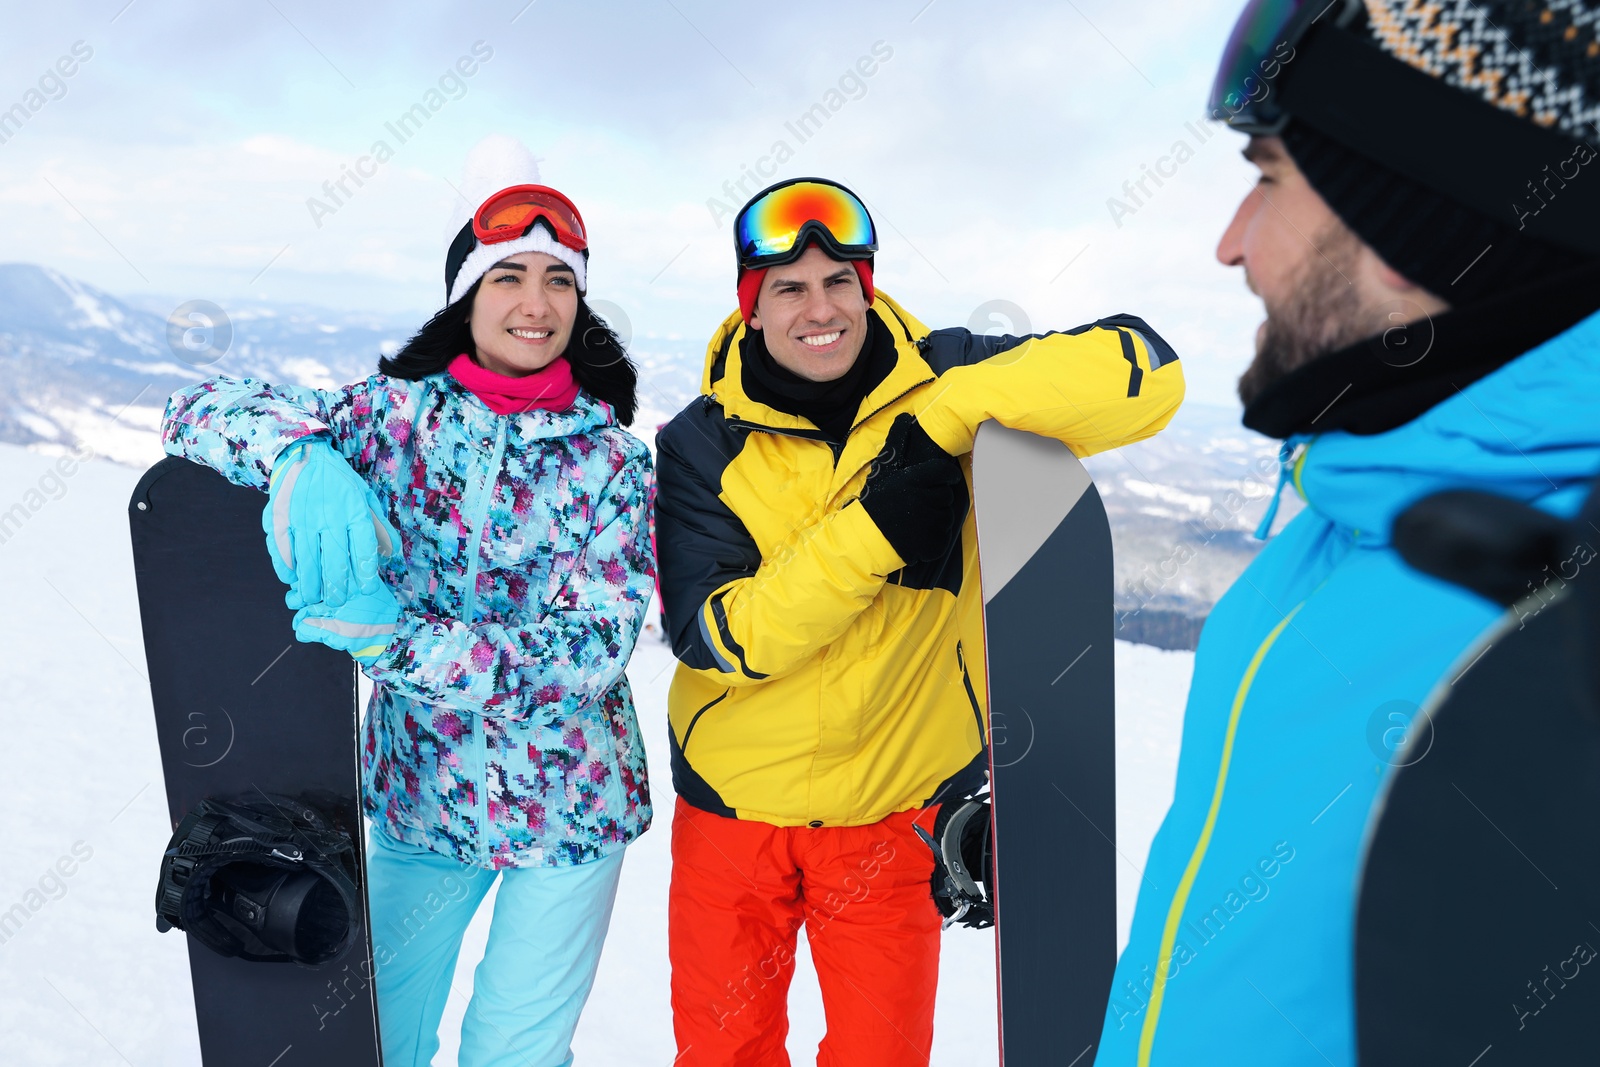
1356, 485, 1600, 1064
972, 423, 1117, 1066
130, 457, 383, 1067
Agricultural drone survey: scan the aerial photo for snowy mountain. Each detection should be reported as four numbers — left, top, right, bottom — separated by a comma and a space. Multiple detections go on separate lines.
0, 263, 699, 471
1084, 401, 1302, 649
0, 263, 409, 468
0, 263, 1293, 648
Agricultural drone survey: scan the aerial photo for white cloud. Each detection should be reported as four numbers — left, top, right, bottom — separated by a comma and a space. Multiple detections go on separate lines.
1, 0, 1270, 405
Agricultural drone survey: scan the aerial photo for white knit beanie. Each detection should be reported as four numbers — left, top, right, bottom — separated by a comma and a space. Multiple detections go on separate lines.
444, 135, 588, 306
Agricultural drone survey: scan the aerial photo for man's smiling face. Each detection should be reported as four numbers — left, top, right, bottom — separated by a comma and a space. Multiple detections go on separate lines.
749, 244, 870, 382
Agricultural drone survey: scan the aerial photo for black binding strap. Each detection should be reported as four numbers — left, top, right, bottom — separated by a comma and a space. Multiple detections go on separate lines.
155, 796, 360, 966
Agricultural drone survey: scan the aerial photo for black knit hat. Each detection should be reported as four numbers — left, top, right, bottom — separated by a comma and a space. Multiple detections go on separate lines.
1282, 121, 1589, 300
1280, 0, 1600, 301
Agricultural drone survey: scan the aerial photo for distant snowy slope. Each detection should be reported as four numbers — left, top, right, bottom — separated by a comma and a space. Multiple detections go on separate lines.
1084, 400, 1302, 649
0, 263, 703, 472
0, 263, 417, 468
2, 262, 1280, 648
0, 442, 1193, 1065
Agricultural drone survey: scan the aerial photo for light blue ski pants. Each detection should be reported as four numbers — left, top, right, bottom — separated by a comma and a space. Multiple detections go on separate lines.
365, 826, 625, 1067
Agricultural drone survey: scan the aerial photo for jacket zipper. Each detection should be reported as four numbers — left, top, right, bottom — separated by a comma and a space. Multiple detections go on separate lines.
461, 420, 508, 619
956, 641, 985, 743
1136, 600, 1306, 1064
724, 417, 832, 443
845, 379, 934, 442
463, 419, 509, 863
680, 690, 730, 752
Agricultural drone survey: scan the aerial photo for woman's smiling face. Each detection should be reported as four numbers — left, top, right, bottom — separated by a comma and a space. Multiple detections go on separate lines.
467, 250, 579, 376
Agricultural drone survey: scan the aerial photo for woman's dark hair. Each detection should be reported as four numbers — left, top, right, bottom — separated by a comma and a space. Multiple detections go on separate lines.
378, 280, 639, 425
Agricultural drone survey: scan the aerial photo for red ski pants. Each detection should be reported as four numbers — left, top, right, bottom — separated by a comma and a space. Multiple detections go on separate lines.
669, 798, 942, 1067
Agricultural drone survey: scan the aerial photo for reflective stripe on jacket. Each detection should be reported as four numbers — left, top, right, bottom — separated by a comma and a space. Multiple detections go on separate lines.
655, 292, 1185, 827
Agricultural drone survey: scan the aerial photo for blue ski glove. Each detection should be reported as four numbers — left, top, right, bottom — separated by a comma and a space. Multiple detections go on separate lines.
263, 436, 401, 610
293, 586, 401, 665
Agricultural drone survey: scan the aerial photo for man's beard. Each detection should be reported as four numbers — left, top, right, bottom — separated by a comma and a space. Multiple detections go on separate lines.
1237, 223, 1370, 407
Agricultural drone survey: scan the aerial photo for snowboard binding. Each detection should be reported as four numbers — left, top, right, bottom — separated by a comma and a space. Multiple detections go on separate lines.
917, 794, 995, 930
156, 794, 362, 966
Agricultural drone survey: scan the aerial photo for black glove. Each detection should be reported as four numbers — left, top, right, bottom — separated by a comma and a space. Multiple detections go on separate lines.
859, 413, 969, 564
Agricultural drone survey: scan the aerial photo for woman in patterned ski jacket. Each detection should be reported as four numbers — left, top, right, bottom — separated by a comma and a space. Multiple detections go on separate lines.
160, 151, 653, 1067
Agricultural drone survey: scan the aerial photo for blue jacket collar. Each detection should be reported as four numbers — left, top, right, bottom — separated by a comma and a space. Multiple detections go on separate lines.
1291, 307, 1600, 544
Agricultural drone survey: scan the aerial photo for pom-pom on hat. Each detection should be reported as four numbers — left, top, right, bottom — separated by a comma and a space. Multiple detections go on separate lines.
444, 135, 589, 305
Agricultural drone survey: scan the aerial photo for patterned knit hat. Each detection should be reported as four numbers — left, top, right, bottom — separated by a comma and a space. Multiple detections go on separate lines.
1278, 0, 1599, 300
1364, 0, 1599, 138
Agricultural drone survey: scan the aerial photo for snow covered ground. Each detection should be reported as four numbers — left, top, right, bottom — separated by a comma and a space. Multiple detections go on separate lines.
0, 442, 1194, 1065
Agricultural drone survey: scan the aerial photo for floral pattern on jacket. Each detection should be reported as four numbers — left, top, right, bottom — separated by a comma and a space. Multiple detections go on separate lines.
161, 371, 655, 869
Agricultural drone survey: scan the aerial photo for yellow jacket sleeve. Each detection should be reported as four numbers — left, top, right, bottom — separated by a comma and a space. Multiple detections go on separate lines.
655, 406, 906, 686
694, 501, 905, 685
912, 314, 1184, 457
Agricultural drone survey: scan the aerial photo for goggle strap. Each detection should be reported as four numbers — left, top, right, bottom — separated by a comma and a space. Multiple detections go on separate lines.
445, 221, 477, 298
751, 219, 875, 267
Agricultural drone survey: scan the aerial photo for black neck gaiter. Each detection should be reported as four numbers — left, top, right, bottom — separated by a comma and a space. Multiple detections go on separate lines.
1243, 258, 1600, 439
740, 311, 897, 443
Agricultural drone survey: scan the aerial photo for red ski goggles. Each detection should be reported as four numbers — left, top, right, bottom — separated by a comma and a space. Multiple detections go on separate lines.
734, 178, 877, 270
472, 184, 588, 251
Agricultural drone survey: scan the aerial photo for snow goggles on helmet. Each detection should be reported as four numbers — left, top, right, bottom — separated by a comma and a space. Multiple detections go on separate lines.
734, 178, 877, 270
1207, 0, 1360, 134
473, 184, 588, 251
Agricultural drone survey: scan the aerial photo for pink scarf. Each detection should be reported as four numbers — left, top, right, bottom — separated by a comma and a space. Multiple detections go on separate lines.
448, 353, 581, 416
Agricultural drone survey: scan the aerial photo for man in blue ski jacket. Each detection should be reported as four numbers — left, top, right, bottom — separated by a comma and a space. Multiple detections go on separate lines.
1099, 1, 1600, 1063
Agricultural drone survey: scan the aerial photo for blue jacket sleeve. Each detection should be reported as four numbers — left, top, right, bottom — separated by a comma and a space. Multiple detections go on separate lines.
360, 447, 657, 722
160, 374, 386, 489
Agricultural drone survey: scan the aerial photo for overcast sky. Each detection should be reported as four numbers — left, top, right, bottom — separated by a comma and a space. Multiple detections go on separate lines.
1, 0, 1269, 406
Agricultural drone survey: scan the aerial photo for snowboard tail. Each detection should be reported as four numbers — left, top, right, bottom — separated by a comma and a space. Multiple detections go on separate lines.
131, 457, 382, 1067
973, 424, 1117, 1066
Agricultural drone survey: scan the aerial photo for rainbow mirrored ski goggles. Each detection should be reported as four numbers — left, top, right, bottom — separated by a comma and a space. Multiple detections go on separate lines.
733, 177, 877, 269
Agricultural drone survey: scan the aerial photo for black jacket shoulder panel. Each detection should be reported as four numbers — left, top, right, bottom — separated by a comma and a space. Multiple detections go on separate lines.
916, 328, 1016, 374
654, 398, 762, 671
657, 395, 741, 491
916, 315, 1181, 376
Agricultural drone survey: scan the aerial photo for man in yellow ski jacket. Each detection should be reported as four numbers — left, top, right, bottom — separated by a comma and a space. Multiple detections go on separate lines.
655, 176, 1183, 1066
